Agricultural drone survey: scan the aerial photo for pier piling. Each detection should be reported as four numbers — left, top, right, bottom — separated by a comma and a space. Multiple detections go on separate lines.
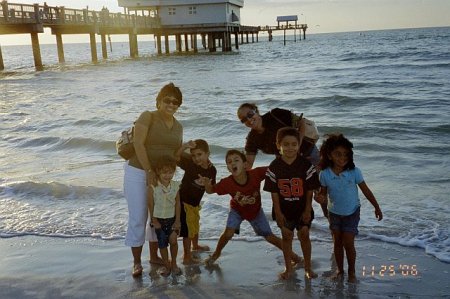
30, 32, 43, 71
101, 34, 108, 59
89, 33, 97, 63
55, 33, 65, 63
0, 44, 4, 70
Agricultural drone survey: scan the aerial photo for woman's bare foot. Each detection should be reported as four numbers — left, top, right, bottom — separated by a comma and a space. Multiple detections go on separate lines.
192, 244, 210, 251
305, 269, 318, 279
132, 263, 143, 277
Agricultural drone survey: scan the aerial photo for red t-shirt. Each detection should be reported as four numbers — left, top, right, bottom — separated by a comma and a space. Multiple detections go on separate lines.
213, 167, 267, 221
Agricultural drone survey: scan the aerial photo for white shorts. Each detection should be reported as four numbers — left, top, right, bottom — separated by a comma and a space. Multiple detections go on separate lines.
123, 162, 157, 247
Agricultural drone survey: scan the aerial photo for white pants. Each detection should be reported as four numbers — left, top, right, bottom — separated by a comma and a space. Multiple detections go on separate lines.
123, 162, 157, 247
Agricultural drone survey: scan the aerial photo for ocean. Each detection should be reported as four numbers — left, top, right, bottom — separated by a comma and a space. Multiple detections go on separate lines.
1, 26, 449, 264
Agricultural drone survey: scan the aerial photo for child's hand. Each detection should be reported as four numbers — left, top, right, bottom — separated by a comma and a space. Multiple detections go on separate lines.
183, 140, 196, 149
172, 221, 181, 235
197, 175, 211, 186
301, 210, 311, 224
375, 207, 383, 221
314, 192, 326, 204
152, 219, 161, 229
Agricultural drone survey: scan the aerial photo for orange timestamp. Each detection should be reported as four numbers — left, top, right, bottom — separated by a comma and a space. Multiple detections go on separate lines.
362, 264, 419, 277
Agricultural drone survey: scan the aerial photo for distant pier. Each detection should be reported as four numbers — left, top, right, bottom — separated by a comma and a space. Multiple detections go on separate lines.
259, 15, 307, 45
0, 2, 305, 71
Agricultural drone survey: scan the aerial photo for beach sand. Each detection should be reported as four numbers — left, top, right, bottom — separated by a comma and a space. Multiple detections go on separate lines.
0, 236, 448, 298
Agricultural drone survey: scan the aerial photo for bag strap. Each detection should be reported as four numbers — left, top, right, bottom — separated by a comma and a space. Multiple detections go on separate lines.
134, 110, 154, 128
269, 109, 289, 127
269, 109, 303, 128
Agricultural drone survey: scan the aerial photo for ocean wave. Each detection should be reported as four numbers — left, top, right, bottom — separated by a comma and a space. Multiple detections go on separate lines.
0, 181, 121, 201
366, 232, 450, 264
11, 136, 115, 153
0, 181, 127, 240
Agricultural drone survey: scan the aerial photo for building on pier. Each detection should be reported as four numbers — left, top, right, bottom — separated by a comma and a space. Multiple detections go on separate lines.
117, 0, 247, 53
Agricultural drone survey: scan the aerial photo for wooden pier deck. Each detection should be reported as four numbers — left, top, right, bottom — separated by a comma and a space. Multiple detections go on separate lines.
0, 2, 302, 71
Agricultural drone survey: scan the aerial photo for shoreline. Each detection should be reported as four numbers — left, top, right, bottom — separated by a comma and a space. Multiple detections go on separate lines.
1, 236, 448, 298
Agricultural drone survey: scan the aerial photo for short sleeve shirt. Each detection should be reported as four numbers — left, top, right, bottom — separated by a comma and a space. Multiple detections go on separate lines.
178, 154, 217, 207
213, 167, 267, 221
319, 167, 364, 216
129, 110, 183, 169
264, 156, 320, 221
152, 180, 181, 219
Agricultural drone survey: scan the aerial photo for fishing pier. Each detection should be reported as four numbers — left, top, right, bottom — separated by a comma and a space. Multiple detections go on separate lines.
259, 15, 308, 45
0, 1, 306, 71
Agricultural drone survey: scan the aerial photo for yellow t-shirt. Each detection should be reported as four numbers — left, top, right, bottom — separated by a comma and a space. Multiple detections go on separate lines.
152, 180, 181, 219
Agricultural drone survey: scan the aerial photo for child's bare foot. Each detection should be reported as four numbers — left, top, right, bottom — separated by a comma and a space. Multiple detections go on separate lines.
279, 268, 293, 280
291, 254, 304, 268
182, 255, 202, 265
149, 257, 165, 265
192, 244, 210, 251
348, 273, 357, 283
204, 254, 218, 266
331, 270, 345, 280
157, 266, 171, 277
172, 265, 182, 276
132, 263, 143, 277
305, 269, 318, 279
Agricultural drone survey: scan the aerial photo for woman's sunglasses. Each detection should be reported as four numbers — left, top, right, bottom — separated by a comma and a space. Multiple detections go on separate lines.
240, 110, 256, 123
162, 97, 181, 106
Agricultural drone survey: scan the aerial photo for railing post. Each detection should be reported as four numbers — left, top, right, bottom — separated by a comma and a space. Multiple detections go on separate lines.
83, 9, 88, 23
131, 14, 136, 28
1, 1, 8, 22
59, 7, 65, 24
33, 3, 41, 23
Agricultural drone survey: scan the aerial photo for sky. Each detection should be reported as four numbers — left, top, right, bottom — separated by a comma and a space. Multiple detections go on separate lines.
0, 0, 450, 45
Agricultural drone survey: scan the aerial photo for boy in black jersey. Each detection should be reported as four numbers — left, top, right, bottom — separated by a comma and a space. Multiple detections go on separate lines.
264, 127, 320, 280
176, 139, 217, 264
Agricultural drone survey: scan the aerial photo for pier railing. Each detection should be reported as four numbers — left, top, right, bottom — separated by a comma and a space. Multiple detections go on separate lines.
0, 2, 160, 29
258, 24, 308, 31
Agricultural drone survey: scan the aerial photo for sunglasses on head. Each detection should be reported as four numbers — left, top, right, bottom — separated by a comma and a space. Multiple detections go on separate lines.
240, 110, 256, 123
162, 97, 181, 106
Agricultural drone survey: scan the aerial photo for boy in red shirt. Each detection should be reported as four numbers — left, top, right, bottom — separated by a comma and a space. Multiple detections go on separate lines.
200, 149, 301, 266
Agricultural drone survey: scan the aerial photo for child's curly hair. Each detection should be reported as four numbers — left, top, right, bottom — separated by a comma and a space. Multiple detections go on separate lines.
319, 133, 355, 170
153, 155, 177, 175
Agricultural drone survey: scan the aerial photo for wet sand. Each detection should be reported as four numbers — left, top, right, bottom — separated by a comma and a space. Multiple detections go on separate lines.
0, 236, 448, 298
